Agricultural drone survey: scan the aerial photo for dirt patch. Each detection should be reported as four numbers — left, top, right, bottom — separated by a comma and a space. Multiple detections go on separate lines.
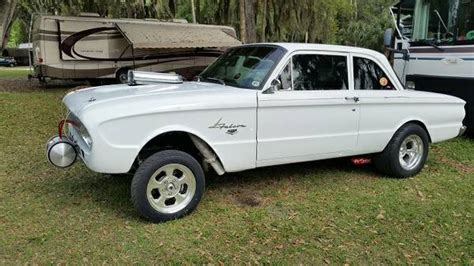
431, 146, 474, 174
0, 76, 87, 92
439, 157, 474, 174
235, 195, 262, 207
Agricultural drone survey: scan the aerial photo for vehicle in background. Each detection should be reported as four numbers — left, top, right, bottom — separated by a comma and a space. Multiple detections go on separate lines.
31, 14, 241, 83
3, 43, 32, 66
384, 0, 474, 132
0, 56, 16, 67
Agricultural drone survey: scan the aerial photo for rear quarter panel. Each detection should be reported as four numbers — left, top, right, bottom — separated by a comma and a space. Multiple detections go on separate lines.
356, 90, 465, 154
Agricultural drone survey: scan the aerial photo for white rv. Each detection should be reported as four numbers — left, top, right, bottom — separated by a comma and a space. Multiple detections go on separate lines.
31, 15, 241, 82
385, 0, 474, 131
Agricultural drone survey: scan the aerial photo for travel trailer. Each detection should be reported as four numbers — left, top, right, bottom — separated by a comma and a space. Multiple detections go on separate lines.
385, 0, 474, 131
31, 15, 241, 82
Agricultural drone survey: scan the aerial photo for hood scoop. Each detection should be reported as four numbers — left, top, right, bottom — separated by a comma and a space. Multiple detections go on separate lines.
128, 71, 184, 86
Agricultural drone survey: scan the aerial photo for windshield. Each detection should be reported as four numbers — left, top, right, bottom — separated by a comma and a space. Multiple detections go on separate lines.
198, 45, 285, 89
395, 0, 474, 45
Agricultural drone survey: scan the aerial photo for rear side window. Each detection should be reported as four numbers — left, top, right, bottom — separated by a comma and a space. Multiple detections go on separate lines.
353, 57, 394, 90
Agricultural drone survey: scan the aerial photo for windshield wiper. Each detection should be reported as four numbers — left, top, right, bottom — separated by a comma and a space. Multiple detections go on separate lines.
194, 75, 226, 86
420, 39, 444, 52
202, 77, 226, 86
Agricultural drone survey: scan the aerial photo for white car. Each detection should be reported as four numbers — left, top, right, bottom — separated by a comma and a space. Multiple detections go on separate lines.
46, 43, 466, 222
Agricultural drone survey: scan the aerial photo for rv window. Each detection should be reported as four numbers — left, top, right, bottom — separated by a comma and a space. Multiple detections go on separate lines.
394, 0, 416, 39
457, 0, 474, 42
408, 0, 474, 44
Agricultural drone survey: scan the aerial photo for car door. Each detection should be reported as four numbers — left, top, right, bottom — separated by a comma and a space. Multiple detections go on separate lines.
257, 51, 360, 167
351, 54, 407, 154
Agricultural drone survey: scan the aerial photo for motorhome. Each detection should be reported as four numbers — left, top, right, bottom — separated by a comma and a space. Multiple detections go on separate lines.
385, 0, 474, 131
31, 15, 241, 82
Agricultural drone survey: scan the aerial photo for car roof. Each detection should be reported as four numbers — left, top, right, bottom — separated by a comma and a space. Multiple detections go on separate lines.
241, 42, 387, 61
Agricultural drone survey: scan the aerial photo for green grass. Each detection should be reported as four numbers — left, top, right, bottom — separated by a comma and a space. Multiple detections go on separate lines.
0, 67, 30, 78
1, 90, 473, 264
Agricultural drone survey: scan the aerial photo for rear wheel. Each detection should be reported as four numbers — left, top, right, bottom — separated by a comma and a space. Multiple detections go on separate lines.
374, 123, 429, 178
116, 68, 129, 84
131, 150, 205, 222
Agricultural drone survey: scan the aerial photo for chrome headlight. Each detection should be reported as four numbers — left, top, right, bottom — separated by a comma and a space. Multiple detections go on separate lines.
67, 113, 93, 148
77, 125, 93, 148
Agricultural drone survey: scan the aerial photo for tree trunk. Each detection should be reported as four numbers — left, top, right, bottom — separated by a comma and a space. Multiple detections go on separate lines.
223, 0, 230, 25
195, 0, 200, 23
217, 0, 230, 25
191, 0, 196, 23
244, 0, 256, 43
168, 0, 176, 17
239, 0, 246, 43
354, 0, 358, 20
260, 0, 267, 42
271, 0, 280, 41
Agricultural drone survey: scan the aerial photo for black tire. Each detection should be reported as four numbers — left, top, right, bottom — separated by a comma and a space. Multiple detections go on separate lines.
131, 150, 205, 222
9, 63, 14, 67
116, 68, 129, 84
373, 123, 429, 178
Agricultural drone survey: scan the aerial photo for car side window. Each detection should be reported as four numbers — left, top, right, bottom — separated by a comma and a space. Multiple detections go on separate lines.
292, 54, 348, 90
276, 54, 348, 91
353, 57, 394, 90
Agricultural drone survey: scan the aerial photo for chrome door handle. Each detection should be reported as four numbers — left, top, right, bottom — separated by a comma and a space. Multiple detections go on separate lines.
345, 96, 359, 102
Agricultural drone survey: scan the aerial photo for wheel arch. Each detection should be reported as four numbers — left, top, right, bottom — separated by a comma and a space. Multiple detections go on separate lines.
393, 119, 432, 143
133, 129, 226, 175
376, 119, 433, 155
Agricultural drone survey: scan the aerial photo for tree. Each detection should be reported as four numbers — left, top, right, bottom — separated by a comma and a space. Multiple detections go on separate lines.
9, 0, 394, 51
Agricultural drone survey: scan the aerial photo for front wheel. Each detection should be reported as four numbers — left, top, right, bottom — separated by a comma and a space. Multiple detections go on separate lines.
131, 150, 205, 222
374, 123, 429, 178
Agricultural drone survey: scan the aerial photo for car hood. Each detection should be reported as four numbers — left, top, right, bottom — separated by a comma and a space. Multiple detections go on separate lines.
64, 81, 257, 115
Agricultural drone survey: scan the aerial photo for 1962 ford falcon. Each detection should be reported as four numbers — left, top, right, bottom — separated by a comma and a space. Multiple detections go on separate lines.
46, 43, 466, 222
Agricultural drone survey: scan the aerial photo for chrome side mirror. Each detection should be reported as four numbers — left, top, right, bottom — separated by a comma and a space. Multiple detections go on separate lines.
263, 79, 281, 94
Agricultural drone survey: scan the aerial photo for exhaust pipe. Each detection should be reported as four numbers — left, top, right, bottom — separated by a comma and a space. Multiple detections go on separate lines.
189, 135, 225, 175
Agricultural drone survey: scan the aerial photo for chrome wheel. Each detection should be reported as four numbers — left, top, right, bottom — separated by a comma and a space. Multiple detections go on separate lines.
146, 163, 196, 214
399, 134, 424, 171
